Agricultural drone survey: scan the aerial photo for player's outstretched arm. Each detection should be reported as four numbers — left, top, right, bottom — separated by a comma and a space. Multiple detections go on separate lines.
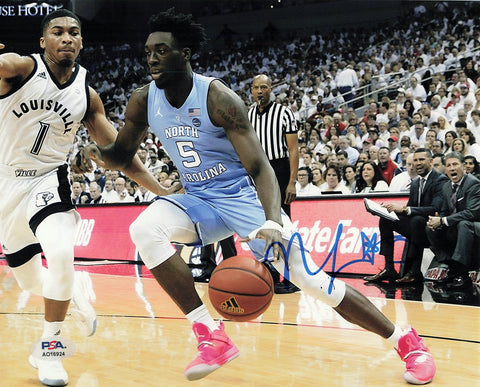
0, 45, 34, 90
83, 86, 179, 196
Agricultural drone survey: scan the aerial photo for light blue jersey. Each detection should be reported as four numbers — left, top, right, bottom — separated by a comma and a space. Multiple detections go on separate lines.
147, 73, 248, 192
146, 73, 267, 253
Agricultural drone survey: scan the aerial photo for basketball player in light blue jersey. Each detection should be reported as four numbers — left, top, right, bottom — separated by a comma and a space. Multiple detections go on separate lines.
84, 8, 436, 385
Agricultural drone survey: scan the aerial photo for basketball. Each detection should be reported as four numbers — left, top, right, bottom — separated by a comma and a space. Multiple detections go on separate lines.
208, 255, 274, 322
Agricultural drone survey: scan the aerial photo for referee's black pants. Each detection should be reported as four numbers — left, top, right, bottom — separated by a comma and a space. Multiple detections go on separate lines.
269, 157, 292, 217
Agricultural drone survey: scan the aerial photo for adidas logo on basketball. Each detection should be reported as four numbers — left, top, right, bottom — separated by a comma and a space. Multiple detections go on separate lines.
220, 297, 244, 314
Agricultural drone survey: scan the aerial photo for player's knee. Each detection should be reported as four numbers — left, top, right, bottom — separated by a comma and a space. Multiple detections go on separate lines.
129, 217, 176, 269
129, 217, 156, 250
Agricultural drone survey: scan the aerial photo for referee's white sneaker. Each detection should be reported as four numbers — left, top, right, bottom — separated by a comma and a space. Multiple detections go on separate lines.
70, 271, 97, 337
29, 355, 68, 386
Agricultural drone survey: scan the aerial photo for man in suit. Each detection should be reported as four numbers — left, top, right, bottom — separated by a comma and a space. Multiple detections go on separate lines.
426, 152, 480, 289
365, 148, 449, 284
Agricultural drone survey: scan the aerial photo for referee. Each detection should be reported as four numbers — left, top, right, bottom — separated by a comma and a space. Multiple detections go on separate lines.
249, 74, 300, 294
249, 74, 299, 216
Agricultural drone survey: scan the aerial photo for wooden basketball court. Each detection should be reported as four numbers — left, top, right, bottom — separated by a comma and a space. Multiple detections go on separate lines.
1, 265, 479, 386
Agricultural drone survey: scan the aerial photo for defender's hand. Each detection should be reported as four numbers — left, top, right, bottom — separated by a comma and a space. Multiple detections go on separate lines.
72, 144, 102, 174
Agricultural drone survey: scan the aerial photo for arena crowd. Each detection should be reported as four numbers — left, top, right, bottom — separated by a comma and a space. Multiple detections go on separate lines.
69, 2, 480, 204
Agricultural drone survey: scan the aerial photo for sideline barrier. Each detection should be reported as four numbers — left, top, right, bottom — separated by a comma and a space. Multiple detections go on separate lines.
0, 194, 410, 276
235, 193, 409, 276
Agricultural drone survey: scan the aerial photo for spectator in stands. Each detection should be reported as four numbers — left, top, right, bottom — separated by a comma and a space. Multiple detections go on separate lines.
387, 136, 400, 163
407, 75, 427, 102
336, 150, 349, 169
452, 138, 468, 158
71, 181, 91, 205
137, 148, 148, 165
397, 119, 411, 136
446, 92, 461, 122
432, 139, 444, 156
357, 151, 369, 163
403, 100, 415, 118
368, 145, 379, 164
459, 128, 480, 161
315, 148, 329, 171
430, 95, 446, 115
319, 165, 349, 194
87, 181, 105, 204
474, 90, 480, 111
390, 153, 417, 192
464, 155, 480, 179
147, 150, 164, 175
102, 179, 119, 203
436, 115, 450, 141
424, 129, 437, 153
134, 185, 156, 202
92, 168, 106, 191
394, 146, 411, 175
367, 126, 385, 148
300, 149, 315, 169
444, 130, 458, 154
296, 167, 322, 197
426, 152, 480, 289
342, 165, 357, 193
432, 153, 445, 174
114, 177, 134, 203
355, 161, 389, 193
337, 62, 359, 107
377, 147, 397, 184
337, 135, 359, 165
311, 167, 325, 188
377, 121, 391, 143
410, 121, 426, 147
470, 109, 480, 139
405, 90, 422, 112
365, 148, 449, 284
308, 128, 323, 154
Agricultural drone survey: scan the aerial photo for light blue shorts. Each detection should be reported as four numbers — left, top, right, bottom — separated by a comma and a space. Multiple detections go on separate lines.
156, 175, 269, 260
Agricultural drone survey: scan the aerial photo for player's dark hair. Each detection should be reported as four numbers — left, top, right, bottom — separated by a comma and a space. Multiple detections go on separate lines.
148, 8, 207, 54
41, 9, 81, 35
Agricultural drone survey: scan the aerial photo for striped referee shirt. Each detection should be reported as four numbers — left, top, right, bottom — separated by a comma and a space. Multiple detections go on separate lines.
248, 102, 298, 160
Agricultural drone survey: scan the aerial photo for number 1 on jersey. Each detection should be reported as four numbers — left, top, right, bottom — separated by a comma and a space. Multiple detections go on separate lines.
30, 121, 50, 155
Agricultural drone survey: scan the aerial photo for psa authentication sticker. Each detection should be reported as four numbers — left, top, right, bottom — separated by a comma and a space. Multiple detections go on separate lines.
30, 336, 76, 361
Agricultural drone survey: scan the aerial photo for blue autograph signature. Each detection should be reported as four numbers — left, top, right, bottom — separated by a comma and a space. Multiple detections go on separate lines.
264, 223, 405, 294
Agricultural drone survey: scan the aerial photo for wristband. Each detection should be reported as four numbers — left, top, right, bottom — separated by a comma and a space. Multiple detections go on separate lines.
248, 220, 283, 240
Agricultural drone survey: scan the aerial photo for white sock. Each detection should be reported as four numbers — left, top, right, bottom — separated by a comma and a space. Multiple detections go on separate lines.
42, 320, 63, 339
185, 305, 218, 332
386, 325, 405, 347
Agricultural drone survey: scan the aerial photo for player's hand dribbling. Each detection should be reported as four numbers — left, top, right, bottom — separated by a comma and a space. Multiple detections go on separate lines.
241, 224, 284, 262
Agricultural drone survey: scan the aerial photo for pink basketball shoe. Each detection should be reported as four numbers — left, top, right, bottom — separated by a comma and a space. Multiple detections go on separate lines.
396, 328, 436, 385
184, 321, 239, 381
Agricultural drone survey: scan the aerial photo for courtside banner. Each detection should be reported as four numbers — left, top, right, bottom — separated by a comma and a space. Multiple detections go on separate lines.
74, 204, 147, 261
0, 196, 409, 276
235, 195, 409, 275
